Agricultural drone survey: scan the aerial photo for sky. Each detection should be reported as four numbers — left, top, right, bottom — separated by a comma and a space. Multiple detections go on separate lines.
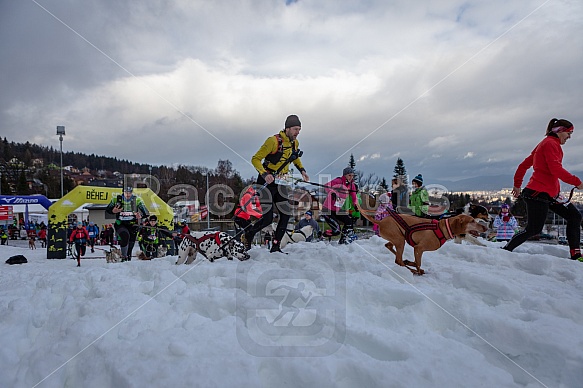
1, 0, 583, 187
1, 234, 582, 387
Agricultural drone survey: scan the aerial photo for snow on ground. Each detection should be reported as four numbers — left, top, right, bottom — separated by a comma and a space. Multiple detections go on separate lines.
1, 236, 582, 388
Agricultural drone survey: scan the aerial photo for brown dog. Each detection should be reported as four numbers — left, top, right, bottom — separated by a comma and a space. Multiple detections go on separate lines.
360, 208, 487, 275
28, 236, 36, 249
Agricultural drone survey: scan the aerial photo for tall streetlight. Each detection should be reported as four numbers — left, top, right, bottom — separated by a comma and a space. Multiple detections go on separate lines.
56, 126, 66, 197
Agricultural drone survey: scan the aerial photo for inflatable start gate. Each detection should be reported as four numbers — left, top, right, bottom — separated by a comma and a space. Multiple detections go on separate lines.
47, 186, 173, 259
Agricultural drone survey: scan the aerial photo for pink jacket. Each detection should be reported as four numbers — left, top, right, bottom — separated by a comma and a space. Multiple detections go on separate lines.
323, 177, 358, 212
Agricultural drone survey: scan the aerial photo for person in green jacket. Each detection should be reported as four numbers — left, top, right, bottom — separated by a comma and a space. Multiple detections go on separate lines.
409, 174, 429, 217
106, 186, 149, 261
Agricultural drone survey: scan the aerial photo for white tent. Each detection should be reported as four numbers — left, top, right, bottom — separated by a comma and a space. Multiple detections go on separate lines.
10, 202, 89, 226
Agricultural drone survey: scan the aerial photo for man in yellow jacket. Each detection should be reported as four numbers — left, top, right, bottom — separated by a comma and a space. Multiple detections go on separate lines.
246, 114, 309, 253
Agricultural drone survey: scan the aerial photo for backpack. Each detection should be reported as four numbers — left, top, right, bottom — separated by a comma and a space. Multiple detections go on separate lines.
6, 255, 27, 265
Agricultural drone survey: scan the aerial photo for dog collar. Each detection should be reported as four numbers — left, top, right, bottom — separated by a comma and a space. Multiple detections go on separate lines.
444, 218, 454, 240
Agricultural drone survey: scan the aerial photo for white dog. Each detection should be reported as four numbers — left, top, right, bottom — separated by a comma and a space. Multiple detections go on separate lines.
176, 231, 250, 264
279, 225, 313, 248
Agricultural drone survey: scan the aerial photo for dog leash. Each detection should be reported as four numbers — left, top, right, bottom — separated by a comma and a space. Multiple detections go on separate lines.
518, 187, 576, 205
291, 178, 360, 194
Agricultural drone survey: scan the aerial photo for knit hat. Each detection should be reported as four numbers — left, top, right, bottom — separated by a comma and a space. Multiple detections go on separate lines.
412, 174, 423, 186
285, 114, 301, 128
305, 210, 313, 216
343, 167, 354, 176
124, 186, 133, 193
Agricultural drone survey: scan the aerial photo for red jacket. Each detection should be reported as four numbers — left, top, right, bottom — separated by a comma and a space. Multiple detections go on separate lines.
514, 135, 581, 197
69, 227, 90, 243
235, 188, 262, 221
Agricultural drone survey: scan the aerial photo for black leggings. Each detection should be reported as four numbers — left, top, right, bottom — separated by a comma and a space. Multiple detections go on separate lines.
246, 177, 291, 243
504, 189, 581, 251
114, 223, 138, 258
323, 211, 353, 236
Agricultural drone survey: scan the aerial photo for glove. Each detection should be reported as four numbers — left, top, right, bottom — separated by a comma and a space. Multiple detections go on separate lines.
503, 216, 510, 222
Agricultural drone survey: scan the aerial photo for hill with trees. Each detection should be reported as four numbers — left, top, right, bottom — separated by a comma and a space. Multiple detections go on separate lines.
0, 137, 245, 203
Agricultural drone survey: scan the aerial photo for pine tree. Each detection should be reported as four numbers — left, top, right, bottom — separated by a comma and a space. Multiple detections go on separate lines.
392, 158, 408, 185
349, 154, 356, 169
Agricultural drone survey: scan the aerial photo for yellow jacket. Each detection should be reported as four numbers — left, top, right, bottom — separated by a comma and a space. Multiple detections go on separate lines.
251, 130, 305, 176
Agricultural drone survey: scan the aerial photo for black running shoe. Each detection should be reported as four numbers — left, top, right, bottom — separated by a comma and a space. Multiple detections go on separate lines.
270, 241, 283, 253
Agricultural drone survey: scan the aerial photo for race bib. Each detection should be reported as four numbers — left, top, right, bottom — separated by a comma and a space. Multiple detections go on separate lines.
334, 197, 346, 208
119, 211, 135, 221
274, 174, 293, 186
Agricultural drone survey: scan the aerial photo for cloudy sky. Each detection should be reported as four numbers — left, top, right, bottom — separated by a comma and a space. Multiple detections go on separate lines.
1, 0, 582, 186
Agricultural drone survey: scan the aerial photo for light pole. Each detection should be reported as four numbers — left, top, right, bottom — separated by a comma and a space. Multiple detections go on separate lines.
149, 165, 152, 188
56, 126, 66, 197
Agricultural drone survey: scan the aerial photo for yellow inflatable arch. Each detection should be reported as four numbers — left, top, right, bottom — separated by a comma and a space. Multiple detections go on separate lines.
47, 186, 173, 259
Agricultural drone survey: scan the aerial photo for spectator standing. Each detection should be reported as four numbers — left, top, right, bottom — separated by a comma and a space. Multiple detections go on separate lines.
295, 210, 320, 242
373, 191, 393, 236
409, 174, 429, 217
493, 204, 517, 242
0, 228, 8, 245
392, 176, 410, 213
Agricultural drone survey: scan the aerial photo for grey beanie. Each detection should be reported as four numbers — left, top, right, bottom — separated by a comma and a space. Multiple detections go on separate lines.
343, 167, 354, 176
285, 114, 301, 128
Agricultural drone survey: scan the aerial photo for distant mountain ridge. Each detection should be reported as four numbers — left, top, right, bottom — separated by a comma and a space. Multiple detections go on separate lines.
429, 172, 583, 192
429, 175, 515, 192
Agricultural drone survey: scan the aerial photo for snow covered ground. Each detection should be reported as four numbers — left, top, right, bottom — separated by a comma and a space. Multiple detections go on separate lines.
1, 236, 582, 388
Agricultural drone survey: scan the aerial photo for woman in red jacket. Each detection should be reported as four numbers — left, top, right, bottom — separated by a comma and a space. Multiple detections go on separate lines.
69, 221, 90, 267
503, 118, 583, 261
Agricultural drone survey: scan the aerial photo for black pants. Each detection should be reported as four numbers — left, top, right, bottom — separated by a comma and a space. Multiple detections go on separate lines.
114, 223, 138, 258
234, 217, 252, 232
323, 211, 353, 238
504, 188, 581, 252
246, 177, 291, 243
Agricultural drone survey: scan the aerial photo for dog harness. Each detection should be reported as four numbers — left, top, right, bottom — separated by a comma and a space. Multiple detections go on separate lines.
387, 209, 453, 247
183, 232, 223, 258
286, 228, 307, 240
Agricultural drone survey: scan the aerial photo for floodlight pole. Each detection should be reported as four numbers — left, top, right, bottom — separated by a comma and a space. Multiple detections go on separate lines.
56, 126, 66, 198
